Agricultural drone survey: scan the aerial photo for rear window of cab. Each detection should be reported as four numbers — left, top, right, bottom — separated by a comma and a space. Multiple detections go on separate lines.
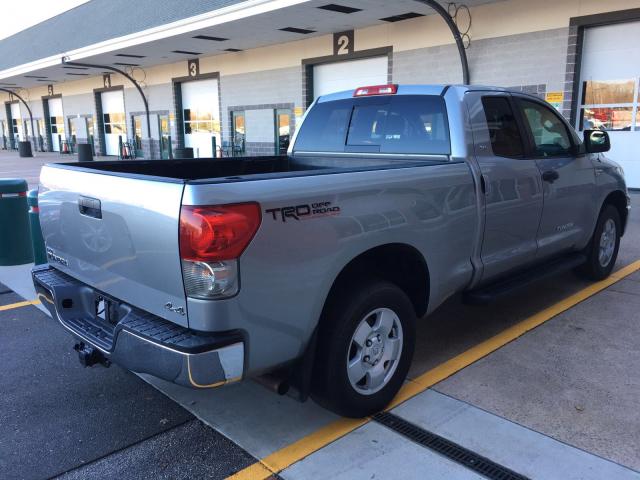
293, 95, 450, 155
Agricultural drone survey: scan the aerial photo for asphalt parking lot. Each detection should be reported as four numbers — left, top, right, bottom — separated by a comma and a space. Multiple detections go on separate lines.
1, 151, 639, 479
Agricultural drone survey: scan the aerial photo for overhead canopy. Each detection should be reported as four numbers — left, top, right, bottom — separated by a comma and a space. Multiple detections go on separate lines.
0, 0, 495, 89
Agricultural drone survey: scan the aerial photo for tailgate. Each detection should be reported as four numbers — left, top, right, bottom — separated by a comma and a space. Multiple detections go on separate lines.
39, 165, 188, 327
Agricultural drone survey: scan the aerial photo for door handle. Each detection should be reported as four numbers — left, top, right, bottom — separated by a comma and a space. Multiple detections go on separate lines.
541, 170, 559, 183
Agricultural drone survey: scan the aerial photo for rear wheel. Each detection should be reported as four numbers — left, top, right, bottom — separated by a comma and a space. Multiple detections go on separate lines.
312, 279, 416, 418
576, 204, 621, 280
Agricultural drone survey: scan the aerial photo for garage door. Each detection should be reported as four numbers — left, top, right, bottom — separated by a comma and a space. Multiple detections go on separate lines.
313, 56, 388, 99
48, 98, 65, 152
101, 90, 126, 156
577, 21, 640, 187
181, 79, 220, 158
10, 103, 22, 142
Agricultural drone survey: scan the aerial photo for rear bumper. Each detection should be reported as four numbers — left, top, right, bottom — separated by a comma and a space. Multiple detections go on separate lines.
32, 265, 244, 388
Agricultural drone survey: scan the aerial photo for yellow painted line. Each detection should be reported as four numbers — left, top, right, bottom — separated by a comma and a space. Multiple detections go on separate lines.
227, 260, 640, 479
389, 258, 640, 408
0, 299, 40, 312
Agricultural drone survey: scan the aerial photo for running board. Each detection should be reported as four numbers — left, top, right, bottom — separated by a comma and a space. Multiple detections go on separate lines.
463, 253, 587, 305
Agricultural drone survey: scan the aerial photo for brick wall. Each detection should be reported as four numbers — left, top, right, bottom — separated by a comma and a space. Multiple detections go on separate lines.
393, 44, 463, 85
394, 28, 568, 95
220, 66, 302, 142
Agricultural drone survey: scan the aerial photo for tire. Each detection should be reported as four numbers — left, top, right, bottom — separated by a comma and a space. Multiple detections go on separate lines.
311, 279, 416, 418
576, 204, 621, 280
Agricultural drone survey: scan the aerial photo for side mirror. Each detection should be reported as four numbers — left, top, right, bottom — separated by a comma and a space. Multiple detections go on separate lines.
583, 129, 610, 153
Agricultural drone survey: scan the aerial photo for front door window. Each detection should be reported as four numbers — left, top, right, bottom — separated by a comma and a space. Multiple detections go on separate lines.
519, 100, 572, 157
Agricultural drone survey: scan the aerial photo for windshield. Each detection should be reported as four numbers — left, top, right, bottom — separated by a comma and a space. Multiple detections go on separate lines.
294, 95, 450, 155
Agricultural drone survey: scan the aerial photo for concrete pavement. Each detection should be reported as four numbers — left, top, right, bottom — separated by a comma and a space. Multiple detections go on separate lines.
0, 151, 639, 478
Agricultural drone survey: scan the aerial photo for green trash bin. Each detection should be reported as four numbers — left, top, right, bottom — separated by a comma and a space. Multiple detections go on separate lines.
28, 189, 47, 265
0, 179, 34, 265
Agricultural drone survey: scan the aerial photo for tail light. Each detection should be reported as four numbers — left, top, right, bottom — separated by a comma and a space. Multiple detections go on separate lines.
179, 203, 261, 299
354, 84, 398, 97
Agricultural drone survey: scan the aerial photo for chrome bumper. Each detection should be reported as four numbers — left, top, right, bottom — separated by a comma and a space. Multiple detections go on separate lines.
32, 265, 244, 388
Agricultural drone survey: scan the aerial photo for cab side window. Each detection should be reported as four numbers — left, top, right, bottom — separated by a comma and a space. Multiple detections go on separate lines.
519, 99, 572, 157
481, 96, 525, 158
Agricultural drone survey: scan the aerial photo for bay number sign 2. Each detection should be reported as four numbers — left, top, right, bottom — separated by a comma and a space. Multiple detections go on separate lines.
333, 30, 354, 56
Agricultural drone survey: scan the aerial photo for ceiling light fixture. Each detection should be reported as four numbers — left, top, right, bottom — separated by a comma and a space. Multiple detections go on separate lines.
172, 50, 202, 55
193, 35, 228, 41
279, 27, 316, 34
380, 12, 424, 22
317, 4, 362, 14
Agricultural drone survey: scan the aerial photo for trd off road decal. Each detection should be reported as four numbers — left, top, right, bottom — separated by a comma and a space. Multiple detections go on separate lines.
265, 201, 341, 222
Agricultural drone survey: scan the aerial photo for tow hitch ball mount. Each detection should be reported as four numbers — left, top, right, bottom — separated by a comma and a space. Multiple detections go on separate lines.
74, 342, 111, 368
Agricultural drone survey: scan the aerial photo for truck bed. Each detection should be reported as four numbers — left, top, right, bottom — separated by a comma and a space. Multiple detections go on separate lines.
49, 155, 447, 183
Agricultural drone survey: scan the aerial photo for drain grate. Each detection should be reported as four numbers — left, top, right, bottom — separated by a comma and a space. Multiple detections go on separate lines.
373, 412, 530, 480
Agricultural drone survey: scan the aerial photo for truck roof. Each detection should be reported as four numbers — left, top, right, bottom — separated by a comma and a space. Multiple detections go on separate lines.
316, 84, 521, 103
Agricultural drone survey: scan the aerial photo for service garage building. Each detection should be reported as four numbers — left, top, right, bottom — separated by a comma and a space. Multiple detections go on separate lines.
1, 0, 639, 186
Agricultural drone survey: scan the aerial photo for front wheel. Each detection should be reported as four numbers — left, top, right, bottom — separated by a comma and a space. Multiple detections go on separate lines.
576, 204, 621, 280
312, 280, 416, 418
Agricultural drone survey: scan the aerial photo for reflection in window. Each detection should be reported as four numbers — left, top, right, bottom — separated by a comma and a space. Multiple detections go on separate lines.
481, 96, 524, 158
580, 107, 638, 131
50, 115, 65, 137
580, 78, 639, 132
582, 79, 635, 105
103, 112, 125, 137
520, 99, 572, 157
183, 108, 217, 136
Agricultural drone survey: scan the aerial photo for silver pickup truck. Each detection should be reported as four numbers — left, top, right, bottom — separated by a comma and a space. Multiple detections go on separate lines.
33, 84, 628, 417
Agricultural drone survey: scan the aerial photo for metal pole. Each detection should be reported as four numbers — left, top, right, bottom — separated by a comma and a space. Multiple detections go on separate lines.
62, 58, 152, 139
414, 0, 470, 84
0, 87, 35, 144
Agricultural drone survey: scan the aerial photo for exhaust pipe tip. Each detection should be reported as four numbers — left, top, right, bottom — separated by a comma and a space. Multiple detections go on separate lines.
255, 372, 290, 396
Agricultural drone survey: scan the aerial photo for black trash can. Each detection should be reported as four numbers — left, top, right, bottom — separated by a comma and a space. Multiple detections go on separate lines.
0, 179, 34, 266
174, 147, 194, 159
77, 143, 94, 162
18, 141, 33, 158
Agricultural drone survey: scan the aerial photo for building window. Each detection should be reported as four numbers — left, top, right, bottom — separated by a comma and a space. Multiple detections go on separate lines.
579, 79, 640, 131
103, 112, 125, 135
183, 108, 215, 134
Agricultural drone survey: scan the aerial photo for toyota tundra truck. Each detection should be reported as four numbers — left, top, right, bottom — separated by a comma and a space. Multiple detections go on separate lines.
32, 84, 629, 417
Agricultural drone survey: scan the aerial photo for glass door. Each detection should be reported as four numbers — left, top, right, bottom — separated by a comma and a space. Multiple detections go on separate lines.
0, 120, 6, 149
133, 115, 144, 158
158, 114, 170, 159
85, 115, 95, 154
68, 118, 77, 149
231, 111, 245, 156
37, 119, 44, 151
274, 109, 291, 155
